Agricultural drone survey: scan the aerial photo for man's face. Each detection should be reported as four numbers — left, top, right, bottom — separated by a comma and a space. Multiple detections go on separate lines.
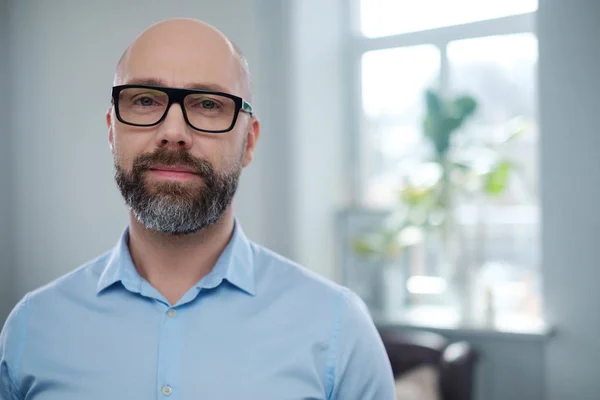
106, 21, 258, 235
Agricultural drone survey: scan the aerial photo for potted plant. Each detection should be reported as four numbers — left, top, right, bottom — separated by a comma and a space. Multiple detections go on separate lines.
352, 89, 528, 318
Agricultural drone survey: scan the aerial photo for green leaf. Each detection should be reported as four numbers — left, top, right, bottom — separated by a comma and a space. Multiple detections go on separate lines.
423, 115, 434, 137
443, 116, 462, 134
423, 91, 477, 158
452, 96, 478, 119
451, 161, 472, 171
485, 160, 512, 196
402, 185, 432, 206
351, 235, 383, 256
425, 90, 443, 117
503, 118, 530, 143
351, 230, 404, 260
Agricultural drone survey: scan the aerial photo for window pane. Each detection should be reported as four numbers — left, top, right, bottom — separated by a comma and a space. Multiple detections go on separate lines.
361, 45, 440, 206
448, 33, 538, 204
448, 34, 538, 122
448, 33, 541, 322
360, 0, 538, 38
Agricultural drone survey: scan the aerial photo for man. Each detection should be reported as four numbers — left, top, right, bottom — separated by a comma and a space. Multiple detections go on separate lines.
0, 18, 395, 399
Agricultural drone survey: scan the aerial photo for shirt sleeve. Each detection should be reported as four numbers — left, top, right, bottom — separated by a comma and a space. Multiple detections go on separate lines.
0, 296, 28, 400
327, 289, 396, 400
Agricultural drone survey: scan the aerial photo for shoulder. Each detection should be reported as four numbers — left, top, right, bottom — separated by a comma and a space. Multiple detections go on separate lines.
0, 250, 112, 397
249, 241, 374, 330
14, 250, 111, 312
250, 241, 350, 302
1, 250, 112, 351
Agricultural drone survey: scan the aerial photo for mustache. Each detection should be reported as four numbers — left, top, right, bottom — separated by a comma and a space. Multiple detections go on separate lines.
132, 148, 214, 178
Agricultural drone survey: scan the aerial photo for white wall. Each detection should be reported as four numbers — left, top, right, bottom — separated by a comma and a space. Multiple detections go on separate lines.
0, 0, 15, 326
7, 0, 292, 299
539, 1, 600, 398
288, 0, 347, 280
250, 0, 295, 261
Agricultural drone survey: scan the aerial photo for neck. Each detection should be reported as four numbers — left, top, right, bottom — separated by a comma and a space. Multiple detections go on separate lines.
127, 208, 235, 305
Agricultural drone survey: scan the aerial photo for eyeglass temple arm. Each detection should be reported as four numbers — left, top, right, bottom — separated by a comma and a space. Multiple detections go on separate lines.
242, 100, 253, 116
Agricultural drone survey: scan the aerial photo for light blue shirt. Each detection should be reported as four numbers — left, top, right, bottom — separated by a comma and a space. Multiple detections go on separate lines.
0, 222, 395, 399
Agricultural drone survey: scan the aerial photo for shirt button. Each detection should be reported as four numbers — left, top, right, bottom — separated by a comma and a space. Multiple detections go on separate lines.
167, 308, 177, 318
161, 385, 172, 396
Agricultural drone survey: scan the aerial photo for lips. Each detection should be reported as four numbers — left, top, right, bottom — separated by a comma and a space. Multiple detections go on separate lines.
144, 164, 202, 182
149, 164, 198, 174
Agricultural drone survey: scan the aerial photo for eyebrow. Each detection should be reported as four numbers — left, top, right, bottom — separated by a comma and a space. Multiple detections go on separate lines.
123, 78, 233, 94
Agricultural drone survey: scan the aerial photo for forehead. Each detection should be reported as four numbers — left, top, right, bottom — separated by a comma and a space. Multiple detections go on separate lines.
116, 31, 242, 95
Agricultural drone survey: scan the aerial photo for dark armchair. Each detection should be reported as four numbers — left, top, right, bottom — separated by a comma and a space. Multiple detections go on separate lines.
379, 329, 480, 400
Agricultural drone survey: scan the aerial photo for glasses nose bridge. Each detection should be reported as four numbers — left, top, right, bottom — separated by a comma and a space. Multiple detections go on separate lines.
166, 88, 189, 108
163, 88, 190, 122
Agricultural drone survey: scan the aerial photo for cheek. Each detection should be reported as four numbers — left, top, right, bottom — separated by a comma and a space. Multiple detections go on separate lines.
112, 131, 150, 167
112, 146, 129, 169
190, 137, 237, 169
213, 140, 246, 171
112, 138, 128, 165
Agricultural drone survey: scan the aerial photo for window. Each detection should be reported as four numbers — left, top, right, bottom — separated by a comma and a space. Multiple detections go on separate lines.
344, 0, 541, 329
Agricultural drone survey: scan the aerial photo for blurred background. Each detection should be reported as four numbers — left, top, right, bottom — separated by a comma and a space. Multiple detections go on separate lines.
1, 1, 599, 399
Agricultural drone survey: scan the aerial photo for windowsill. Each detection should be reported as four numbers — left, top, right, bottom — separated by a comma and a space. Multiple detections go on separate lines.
372, 305, 553, 341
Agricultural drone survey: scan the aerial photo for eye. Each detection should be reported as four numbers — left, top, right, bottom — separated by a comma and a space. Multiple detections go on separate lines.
135, 96, 158, 106
187, 95, 223, 110
200, 100, 218, 110
186, 94, 230, 114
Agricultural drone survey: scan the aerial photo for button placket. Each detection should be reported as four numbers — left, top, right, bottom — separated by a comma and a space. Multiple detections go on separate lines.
157, 305, 182, 399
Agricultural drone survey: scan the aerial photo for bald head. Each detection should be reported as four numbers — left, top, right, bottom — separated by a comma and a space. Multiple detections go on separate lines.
114, 18, 252, 101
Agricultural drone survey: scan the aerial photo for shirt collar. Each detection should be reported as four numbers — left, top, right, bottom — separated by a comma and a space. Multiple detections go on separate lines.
96, 220, 256, 296
96, 227, 143, 295
195, 221, 256, 296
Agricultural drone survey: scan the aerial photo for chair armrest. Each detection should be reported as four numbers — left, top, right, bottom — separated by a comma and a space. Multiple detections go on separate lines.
439, 341, 479, 400
379, 330, 448, 377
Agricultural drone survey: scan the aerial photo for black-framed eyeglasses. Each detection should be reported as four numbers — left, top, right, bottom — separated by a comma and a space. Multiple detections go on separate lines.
111, 84, 253, 134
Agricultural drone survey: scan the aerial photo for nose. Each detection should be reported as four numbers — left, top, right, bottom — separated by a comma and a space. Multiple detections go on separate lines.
155, 103, 193, 150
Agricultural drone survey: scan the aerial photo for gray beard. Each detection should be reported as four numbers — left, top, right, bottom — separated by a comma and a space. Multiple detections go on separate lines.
128, 184, 230, 235
114, 148, 242, 235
